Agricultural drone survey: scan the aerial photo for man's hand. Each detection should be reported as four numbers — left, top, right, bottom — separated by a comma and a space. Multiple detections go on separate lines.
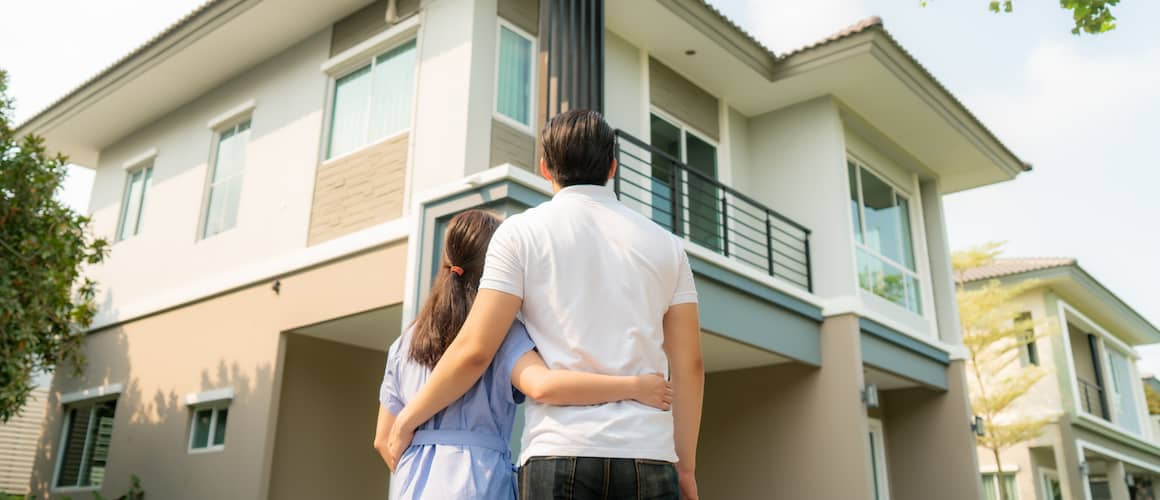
384, 419, 415, 472
678, 467, 699, 500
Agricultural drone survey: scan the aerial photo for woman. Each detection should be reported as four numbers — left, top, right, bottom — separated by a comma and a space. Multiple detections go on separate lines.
373, 209, 672, 499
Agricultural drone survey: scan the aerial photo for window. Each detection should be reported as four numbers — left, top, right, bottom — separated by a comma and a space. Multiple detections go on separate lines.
189, 405, 229, 452
1016, 312, 1039, 366
1107, 346, 1142, 434
1041, 469, 1063, 500
327, 39, 417, 159
867, 419, 891, 500
848, 161, 922, 314
117, 165, 153, 240
54, 399, 117, 489
202, 119, 251, 238
649, 112, 721, 252
981, 473, 1018, 500
495, 22, 534, 128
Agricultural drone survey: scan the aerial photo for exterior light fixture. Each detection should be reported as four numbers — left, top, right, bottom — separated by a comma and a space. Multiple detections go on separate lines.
862, 383, 879, 409
1078, 461, 1089, 476
685, 49, 696, 56
970, 415, 986, 437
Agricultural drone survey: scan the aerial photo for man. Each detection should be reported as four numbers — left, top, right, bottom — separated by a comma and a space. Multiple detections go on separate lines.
385, 110, 704, 499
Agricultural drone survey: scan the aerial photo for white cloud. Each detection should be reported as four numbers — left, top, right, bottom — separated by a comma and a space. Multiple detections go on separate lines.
965, 42, 1160, 153
739, 0, 869, 54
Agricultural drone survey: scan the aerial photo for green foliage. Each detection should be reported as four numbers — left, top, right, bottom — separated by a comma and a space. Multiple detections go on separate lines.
926, 1, 1119, 34
954, 242, 1057, 500
0, 69, 108, 423
1146, 385, 1160, 415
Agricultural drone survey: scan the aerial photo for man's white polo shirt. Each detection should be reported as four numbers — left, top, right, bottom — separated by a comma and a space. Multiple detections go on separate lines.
479, 183, 698, 464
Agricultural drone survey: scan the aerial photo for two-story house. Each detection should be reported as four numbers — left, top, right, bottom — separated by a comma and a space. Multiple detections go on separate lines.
963, 258, 1160, 500
17, 0, 1029, 498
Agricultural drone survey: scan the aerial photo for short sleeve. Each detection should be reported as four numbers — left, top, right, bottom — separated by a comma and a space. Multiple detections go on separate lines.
479, 219, 525, 299
493, 322, 536, 404
379, 337, 405, 415
670, 246, 698, 306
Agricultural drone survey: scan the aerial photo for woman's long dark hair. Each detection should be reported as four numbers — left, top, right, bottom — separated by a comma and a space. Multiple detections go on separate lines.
409, 209, 502, 368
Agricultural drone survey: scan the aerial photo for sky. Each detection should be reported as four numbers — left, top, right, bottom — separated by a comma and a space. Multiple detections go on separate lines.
2, 1, 1159, 371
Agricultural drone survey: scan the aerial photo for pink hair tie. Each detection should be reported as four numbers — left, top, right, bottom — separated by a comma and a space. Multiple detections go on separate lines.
449, 265, 464, 277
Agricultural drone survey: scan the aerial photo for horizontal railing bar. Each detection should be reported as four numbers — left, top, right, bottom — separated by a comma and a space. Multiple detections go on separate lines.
615, 130, 810, 235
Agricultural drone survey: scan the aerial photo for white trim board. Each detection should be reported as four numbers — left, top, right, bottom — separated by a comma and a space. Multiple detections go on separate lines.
60, 383, 124, 405
121, 148, 158, 170
184, 387, 235, 407
90, 218, 410, 332
320, 15, 420, 75
206, 99, 256, 130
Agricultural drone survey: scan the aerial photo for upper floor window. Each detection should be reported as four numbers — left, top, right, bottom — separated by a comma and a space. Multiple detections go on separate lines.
54, 398, 118, 489
327, 39, 417, 159
495, 21, 534, 129
1016, 311, 1039, 366
981, 472, 1018, 500
202, 119, 251, 238
189, 404, 229, 452
848, 160, 921, 314
116, 164, 153, 241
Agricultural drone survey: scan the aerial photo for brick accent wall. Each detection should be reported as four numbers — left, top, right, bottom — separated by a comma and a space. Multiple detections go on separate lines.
307, 133, 408, 245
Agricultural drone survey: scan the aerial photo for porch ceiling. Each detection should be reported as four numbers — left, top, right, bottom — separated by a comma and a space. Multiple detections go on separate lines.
290, 304, 402, 352
703, 332, 790, 373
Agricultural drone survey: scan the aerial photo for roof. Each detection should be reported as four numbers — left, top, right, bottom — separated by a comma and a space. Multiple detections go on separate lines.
17, 0, 1031, 175
960, 257, 1077, 282
16, 0, 224, 131
778, 16, 1031, 173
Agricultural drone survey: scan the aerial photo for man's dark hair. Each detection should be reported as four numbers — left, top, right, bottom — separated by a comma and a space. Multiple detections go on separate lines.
541, 109, 615, 187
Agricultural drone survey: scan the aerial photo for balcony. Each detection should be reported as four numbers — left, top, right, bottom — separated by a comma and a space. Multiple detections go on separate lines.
612, 130, 813, 292
1077, 377, 1110, 421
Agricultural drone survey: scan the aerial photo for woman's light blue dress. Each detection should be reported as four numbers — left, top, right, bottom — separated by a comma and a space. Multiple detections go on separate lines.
380, 322, 535, 500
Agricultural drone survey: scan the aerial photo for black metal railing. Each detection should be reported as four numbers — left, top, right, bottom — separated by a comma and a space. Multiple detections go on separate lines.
612, 129, 813, 292
1077, 378, 1110, 420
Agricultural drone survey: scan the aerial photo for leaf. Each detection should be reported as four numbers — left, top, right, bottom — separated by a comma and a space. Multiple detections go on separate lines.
0, 69, 106, 422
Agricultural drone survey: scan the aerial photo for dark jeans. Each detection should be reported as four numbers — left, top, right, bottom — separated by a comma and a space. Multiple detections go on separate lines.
519, 456, 679, 500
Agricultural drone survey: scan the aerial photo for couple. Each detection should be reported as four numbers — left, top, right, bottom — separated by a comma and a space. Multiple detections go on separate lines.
373, 110, 704, 499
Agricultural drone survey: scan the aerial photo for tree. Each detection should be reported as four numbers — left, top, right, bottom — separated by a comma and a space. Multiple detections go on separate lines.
0, 69, 108, 423
954, 243, 1055, 500
1146, 385, 1160, 415
925, 1, 1120, 35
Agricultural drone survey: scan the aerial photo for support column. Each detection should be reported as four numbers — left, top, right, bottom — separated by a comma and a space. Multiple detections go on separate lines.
1109, 460, 1131, 500
695, 314, 873, 499
881, 360, 984, 500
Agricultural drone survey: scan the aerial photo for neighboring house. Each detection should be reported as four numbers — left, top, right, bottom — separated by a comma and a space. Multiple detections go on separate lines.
0, 386, 48, 496
963, 258, 1160, 500
1144, 374, 1160, 453
16, 0, 1028, 498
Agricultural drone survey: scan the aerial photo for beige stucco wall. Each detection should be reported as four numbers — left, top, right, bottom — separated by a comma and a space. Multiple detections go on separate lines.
268, 334, 389, 499
697, 314, 874, 499
881, 360, 983, 500
30, 241, 407, 499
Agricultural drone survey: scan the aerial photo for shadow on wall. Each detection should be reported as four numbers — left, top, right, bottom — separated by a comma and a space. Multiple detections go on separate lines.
30, 324, 275, 498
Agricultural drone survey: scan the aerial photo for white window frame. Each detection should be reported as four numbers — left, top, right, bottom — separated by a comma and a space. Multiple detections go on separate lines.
1039, 467, 1061, 500
981, 471, 1020, 500
187, 404, 229, 454
848, 156, 923, 315
493, 18, 537, 134
115, 161, 154, 242
321, 36, 419, 163
867, 418, 892, 500
648, 108, 721, 242
1056, 301, 1151, 440
198, 112, 253, 240
51, 393, 120, 493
